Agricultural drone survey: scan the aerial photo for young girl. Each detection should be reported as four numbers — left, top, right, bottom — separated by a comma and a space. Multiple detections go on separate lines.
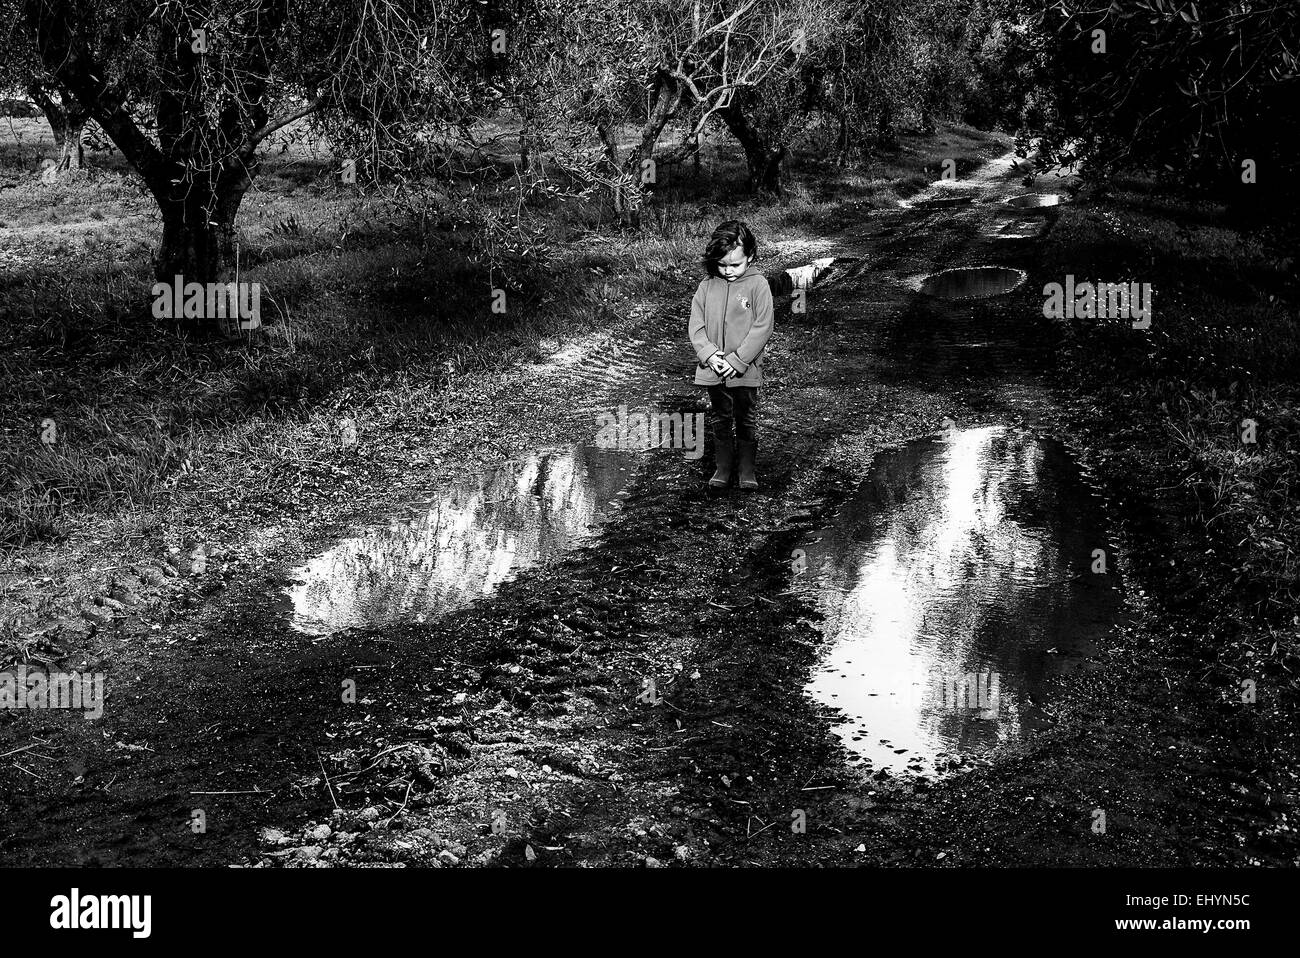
687, 220, 774, 491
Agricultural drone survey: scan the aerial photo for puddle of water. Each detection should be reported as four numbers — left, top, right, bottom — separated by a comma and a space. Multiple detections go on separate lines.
798, 426, 1122, 777
285, 445, 635, 635
1003, 193, 1062, 210
919, 266, 1026, 300
772, 257, 842, 295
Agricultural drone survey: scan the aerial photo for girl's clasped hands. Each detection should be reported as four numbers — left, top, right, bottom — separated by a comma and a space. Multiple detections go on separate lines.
708, 352, 739, 379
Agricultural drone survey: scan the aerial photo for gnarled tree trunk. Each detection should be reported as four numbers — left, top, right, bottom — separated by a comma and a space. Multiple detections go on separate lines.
598, 71, 683, 228
720, 97, 786, 194
27, 81, 88, 171
154, 174, 251, 286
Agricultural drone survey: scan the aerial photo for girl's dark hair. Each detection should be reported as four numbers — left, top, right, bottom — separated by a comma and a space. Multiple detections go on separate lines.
701, 220, 758, 278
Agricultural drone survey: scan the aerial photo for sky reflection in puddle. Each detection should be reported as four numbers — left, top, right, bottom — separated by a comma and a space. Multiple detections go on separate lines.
799, 426, 1122, 776
286, 445, 633, 635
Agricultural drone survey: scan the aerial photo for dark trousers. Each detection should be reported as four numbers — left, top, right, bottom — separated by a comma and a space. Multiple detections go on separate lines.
706, 384, 759, 443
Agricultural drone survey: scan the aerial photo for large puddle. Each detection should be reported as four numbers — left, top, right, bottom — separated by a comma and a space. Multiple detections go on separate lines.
285, 445, 635, 635
798, 426, 1122, 777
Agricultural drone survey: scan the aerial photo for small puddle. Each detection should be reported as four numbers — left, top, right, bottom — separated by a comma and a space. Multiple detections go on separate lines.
771, 257, 839, 295
919, 266, 1026, 300
285, 445, 635, 635
798, 426, 1122, 777
1003, 192, 1062, 210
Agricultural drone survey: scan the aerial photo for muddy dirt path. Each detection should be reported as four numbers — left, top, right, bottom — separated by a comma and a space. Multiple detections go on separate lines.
2, 144, 1292, 868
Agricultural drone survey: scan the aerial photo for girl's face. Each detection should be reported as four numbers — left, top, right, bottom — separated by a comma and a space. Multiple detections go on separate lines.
716, 244, 750, 282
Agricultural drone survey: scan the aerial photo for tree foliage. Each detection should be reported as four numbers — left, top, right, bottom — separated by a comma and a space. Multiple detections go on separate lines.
1031, 0, 1300, 202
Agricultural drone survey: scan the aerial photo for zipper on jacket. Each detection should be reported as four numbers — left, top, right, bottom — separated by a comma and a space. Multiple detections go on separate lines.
717, 280, 725, 355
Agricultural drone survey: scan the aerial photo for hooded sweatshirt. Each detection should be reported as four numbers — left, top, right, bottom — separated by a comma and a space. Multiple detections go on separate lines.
687, 263, 774, 387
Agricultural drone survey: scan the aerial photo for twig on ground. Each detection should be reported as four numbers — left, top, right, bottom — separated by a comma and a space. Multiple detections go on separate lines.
746, 821, 775, 841
318, 750, 340, 809
384, 779, 413, 825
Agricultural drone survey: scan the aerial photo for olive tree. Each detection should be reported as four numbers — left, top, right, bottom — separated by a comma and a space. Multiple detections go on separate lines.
17, 0, 493, 285
1031, 0, 1299, 199
0, 1, 91, 171
592, 0, 824, 219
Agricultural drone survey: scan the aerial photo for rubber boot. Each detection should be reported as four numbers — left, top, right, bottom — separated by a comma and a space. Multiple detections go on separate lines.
737, 439, 758, 491
709, 425, 734, 489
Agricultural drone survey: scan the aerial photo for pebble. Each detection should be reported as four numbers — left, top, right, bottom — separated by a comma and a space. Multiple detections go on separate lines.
309, 824, 332, 841
437, 850, 460, 866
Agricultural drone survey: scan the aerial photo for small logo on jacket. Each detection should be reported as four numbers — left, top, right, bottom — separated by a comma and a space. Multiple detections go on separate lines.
736, 295, 750, 309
